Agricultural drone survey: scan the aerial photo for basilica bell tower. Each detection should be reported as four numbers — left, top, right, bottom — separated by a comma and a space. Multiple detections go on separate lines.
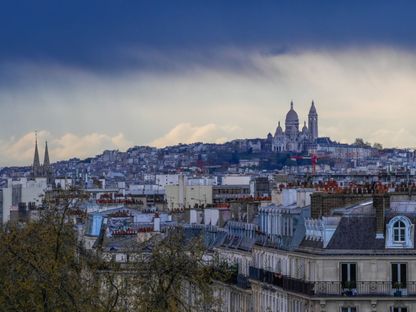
308, 101, 318, 141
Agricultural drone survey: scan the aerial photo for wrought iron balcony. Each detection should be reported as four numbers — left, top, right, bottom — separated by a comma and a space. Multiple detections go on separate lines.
236, 274, 251, 289
249, 266, 314, 295
314, 281, 416, 297
249, 266, 416, 297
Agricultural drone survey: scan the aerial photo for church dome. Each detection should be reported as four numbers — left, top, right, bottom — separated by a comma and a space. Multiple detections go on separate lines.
274, 121, 283, 137
285, 101, 299, 123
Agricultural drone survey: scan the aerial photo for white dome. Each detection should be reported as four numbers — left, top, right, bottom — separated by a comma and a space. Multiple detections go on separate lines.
274, 121, 283, 136
285, 102, 299, 124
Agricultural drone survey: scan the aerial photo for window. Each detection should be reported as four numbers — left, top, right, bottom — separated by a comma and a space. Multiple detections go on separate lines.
342, 308, 357, 312
391, 308, 407, 312
341, 263, 357, 289
385, 216, 414, 249
393, 220, 406, 242
392, 263, 407, 288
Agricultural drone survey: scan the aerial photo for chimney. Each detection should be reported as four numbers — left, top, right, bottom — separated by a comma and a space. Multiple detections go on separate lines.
373, 194, 389, 239
153, 212, 161, 232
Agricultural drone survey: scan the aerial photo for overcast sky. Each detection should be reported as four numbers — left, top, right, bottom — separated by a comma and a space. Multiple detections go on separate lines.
1, 1, 416, 166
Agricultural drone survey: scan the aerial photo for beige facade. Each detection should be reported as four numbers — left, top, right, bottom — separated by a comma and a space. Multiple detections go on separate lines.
216, 242, 416, 311
247, 246, 416, 311
214, 281, 252, 312
308, 253, 416, 312
165, 184, 213, 210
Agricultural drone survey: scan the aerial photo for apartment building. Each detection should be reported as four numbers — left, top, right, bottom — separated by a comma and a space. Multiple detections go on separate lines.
217, 191, 416, 312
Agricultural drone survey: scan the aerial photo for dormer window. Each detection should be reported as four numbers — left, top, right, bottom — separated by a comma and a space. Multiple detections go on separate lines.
393, 220, 406, 243
386, 216, 414, 249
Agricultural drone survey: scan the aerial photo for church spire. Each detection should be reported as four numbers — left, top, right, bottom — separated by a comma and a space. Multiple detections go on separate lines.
309, 100, 317, 115
32, 131, 41, 177
44, 140, 50, 167
43, 140, 53, 183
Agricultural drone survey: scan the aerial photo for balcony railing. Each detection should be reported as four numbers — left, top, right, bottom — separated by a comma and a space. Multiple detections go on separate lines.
236, 274, 251, 289
249, 266, 416, 297
249, 267, 314, 295
214, 266, 251, 290
314, 281, 416, 297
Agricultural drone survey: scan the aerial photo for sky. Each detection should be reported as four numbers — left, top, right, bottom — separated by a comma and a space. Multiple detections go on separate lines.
1, 1, 416, 166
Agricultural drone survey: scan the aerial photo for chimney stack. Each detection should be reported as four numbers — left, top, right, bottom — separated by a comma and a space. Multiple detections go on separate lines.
153, 212, 161, 232
373, 194, 390, 239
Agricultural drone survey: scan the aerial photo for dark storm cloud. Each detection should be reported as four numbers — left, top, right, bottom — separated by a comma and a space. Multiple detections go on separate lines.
2, 1, 416, 166
1, 0, 416, 71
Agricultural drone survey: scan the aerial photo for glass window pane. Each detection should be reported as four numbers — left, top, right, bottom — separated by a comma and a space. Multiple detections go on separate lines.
341, 263, 348, 283
392, 263, 398, 283
350, 264, 357, 282
401, 263, 407, 285
394, 229, 399, 241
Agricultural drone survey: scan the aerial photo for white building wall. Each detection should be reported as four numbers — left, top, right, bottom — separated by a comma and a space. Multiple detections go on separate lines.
204, 208, 220, 226
187, 177, 217, 186
21, 179, 48, 207
296, 189, 314, 208
54, 178, 73, 189
155, 174, 180, 187
1, 187, 12, 224
222, 175, 251, 186
165, 185, 213, 210
189, 209, 203, 224
281, 189, 297, 206
1, 178, 47, 224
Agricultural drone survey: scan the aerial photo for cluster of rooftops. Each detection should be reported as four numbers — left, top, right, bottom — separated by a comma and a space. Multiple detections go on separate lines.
78, 189, 416, 258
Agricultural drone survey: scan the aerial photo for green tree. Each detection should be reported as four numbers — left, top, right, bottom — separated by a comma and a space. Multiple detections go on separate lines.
0, 189, 224, 312
354, 138, 371, 147
0, 188, 126, 312
107, 228, 226, 312
373, 142, 383, 150
354, 138, 365, 146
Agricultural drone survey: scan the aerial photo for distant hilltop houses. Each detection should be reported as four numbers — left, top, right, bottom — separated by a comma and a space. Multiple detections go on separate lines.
1, 98, 414, 189
267, 101, 318, 153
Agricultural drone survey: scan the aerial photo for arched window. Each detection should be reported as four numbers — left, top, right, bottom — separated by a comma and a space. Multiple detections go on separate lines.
386, 216, 414, 249
393, 220, 406, 242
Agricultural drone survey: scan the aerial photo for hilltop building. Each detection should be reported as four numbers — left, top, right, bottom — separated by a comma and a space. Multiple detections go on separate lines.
269, 101, 318, 153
